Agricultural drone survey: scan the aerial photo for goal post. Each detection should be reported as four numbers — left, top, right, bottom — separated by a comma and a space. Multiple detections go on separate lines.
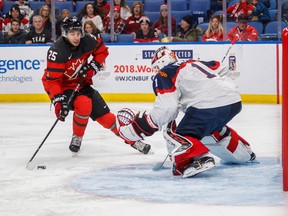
282, 28, 288, 192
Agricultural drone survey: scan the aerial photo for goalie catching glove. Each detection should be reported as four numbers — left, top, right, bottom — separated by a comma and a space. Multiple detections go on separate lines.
117, 108, 158, 142
78, 60, 103, 79
52, 94, 69, 121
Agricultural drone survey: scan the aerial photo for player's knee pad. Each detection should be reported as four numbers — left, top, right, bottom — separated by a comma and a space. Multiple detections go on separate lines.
74, 95, 92, 116
201, 126, 253, 164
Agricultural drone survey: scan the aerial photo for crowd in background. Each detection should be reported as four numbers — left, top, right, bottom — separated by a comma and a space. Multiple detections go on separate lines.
0, 0, 287, 44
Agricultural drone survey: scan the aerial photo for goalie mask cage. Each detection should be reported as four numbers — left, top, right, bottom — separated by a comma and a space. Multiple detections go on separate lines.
282, 28, 288, 192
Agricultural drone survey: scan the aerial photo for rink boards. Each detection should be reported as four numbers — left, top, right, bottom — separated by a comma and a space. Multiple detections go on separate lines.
0, 42, 281, 103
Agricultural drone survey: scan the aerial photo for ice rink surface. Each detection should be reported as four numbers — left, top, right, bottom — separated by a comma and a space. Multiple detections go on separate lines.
0, 102, 288, 216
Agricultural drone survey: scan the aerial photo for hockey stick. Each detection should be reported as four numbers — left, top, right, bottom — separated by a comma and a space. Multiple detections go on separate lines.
153, 121, 191, 171
153, 153, 169, 171
153, 122, 175, 171
221, 35, 239, 63
26, 75, 85, 170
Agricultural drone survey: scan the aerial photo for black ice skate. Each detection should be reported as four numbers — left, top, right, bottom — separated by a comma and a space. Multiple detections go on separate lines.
69, 135, 82, 155
182, 155, 216, 178
249, 152, 256, 162
131, 140, 151, 154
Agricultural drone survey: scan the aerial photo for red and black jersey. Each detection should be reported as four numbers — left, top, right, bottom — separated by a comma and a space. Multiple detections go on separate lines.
42, 34, 109, 99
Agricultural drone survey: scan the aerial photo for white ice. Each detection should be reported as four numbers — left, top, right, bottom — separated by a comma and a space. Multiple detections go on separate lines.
0, 103, 288, 216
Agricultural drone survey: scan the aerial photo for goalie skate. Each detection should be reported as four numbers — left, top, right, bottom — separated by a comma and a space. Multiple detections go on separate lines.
131, 140, 151, 154
182, 156, 215, 178
69, 135, 82, 155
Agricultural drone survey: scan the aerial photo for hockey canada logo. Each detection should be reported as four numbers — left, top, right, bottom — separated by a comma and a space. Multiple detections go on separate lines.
66, 59, 85, 79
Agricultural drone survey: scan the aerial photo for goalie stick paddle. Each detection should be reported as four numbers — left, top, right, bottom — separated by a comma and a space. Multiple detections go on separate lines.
26, 74, 85, 170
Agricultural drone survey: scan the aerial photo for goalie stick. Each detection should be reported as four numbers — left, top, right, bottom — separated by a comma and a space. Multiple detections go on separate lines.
26, 62, 87, 170
153, 121, 191, 171
221, 35, 239, 63
153, 154, 169, 171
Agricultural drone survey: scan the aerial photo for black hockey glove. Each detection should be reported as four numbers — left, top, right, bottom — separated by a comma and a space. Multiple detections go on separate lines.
52, 94, 69, 121
79, 60, 102, 78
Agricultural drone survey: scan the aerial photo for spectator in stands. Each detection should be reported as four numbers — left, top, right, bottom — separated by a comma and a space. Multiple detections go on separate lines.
134, 16, 159, 43
94, 0, 110, 17
0, 17, 3, 32
78, 3, 104, 32
282, 1, 288, 24
227, 14, 258, 41
30, 0, 60, 24
250, 0, 270, 26
56, 9, 71, 38
83, 20, 101, 39
124, 1, 144, 34
113, 0, 132, 20
103, 6, 126, 34
2, 5, 30, 33
15, 0, 34, 20
3, 19, 26, 44
25, 15, 53, 44
152, 3, 177, 36
0, 0, 3, 14
31, 0, 60, 21
202, 14, 223, 42
227, 0, 253, 22
170, 15, 200, 42
38, 4, 53, 32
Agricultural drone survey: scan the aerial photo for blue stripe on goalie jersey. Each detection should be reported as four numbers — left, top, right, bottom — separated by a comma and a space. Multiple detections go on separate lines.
152, 63, 179, 95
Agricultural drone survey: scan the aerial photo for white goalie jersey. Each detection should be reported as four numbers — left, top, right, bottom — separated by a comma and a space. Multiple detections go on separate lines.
149, 60, 242, 130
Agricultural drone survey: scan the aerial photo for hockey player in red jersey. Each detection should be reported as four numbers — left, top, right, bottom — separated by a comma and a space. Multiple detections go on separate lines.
42, 17, 150, 155
117, 46, 256, 178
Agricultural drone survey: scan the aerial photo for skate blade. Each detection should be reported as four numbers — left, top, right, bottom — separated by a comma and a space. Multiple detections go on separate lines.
182, 161, 215, 178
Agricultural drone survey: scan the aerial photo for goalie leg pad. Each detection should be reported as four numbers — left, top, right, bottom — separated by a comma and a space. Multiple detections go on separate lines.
163, 121, 210, 175
202, 126, 255, 164
163, 123, 210, 175
171, 136, 210, 175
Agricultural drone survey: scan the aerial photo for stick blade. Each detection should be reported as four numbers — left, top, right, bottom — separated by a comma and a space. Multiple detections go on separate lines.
26, 162, 35, 170
152, 162, 168, 171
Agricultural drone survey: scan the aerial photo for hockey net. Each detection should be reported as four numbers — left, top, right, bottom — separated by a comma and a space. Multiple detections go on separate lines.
282, 28, 288, 192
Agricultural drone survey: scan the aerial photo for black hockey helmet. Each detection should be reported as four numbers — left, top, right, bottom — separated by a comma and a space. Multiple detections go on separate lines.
61, 17, 85, 38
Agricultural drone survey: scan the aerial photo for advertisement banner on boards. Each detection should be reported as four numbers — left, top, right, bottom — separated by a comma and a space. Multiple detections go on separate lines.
0, 43, 277, 95
93, 43, 244, 93
0, 46, 48, 94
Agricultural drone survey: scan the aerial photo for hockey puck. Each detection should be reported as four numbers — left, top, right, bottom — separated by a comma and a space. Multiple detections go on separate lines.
37, 166, 46, 169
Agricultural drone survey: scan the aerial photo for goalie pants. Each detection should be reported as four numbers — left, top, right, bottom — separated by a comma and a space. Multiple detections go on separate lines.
176, 101, 242, 139
64, 85, 117, 137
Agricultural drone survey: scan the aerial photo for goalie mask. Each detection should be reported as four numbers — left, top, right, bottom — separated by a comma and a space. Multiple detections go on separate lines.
151, 46, 178, 70
61, 17, 85, 38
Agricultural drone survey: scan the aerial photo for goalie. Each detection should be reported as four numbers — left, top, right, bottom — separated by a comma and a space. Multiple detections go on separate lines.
117, 46, 256, 178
